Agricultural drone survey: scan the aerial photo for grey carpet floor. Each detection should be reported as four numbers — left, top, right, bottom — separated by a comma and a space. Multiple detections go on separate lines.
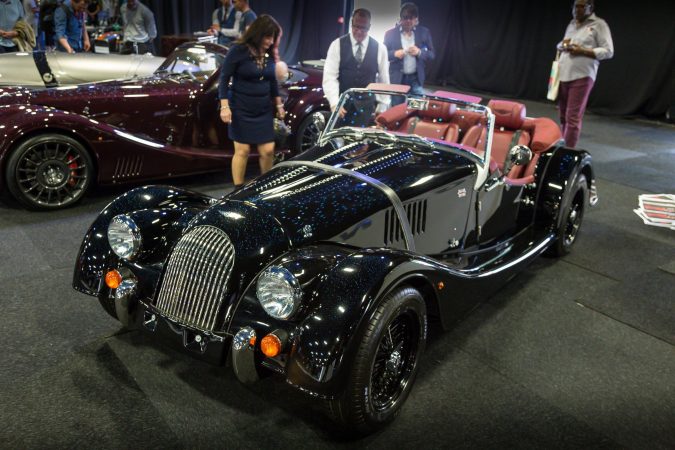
1, 98, 674, 449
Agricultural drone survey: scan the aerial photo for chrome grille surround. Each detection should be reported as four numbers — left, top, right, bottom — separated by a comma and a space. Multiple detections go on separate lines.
155, 226, 235, 332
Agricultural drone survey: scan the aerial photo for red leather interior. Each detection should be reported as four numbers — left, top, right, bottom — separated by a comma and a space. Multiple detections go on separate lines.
486, 100, 531, 178
490, 99, 526, 130
451, 111, 485, 137
527, 117, 562, 152
375, 103, 409, 129
375, 99, 561, 179
418, 100, 456, 121
376, 100, 460, 142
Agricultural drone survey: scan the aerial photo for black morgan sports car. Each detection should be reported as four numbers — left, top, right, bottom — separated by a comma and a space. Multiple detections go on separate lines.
73, 85, 597, 433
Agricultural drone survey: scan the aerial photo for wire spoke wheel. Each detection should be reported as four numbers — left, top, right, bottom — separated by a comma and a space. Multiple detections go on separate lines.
295, 111, 328, 154
6, 135, 93, 210
370, 312, 418, 412
328, 286, 426, 435
563, 200, 583, 246
551, 174, 588, 256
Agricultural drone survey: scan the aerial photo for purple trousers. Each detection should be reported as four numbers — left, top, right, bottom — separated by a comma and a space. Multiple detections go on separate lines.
558, 77, 595, 148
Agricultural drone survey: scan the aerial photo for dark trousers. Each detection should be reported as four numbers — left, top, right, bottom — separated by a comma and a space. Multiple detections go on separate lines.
558, 77, 594, 148
392, 72, 425, 106
120, 41, 154, 55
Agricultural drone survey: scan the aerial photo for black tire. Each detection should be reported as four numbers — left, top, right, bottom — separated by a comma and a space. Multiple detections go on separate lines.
551, 174, 588, 256
5, 134, 94, 210
294, 111, 328, 155
328, 286, 426, 435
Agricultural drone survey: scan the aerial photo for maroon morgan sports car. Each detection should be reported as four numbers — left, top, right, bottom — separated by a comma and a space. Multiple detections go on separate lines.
0, 42, 329, 210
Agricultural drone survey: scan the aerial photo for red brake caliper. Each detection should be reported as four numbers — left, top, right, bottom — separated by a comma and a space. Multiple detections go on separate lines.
67, 153, 78, 187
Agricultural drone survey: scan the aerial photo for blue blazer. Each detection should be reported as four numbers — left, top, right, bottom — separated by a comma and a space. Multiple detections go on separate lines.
384, 25, 435, 86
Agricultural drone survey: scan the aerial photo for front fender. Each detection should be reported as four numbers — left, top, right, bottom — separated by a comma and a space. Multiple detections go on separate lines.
284, 249, 437, 398
535, 146, 595, 230
72, 185, 214, 296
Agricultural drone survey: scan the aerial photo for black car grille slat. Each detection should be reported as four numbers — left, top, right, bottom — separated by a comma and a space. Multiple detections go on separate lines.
383, 199, 427, 245
155, 226, 235, 331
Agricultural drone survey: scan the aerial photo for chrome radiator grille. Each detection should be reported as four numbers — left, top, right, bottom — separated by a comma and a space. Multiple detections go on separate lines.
155, 226, 235, 331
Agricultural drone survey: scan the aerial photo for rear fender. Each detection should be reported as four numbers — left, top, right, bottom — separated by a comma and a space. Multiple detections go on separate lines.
535, 146, 594, 230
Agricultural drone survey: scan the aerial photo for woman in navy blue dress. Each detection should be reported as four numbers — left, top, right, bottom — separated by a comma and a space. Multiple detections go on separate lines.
218, 14, 285, 187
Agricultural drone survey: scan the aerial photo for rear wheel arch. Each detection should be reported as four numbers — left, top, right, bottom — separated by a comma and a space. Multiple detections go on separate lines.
3, 128, 99, 182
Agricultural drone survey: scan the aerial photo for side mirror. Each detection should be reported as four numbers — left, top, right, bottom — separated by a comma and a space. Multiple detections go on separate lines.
312, 111, 326, 132
503, 145, 532, 175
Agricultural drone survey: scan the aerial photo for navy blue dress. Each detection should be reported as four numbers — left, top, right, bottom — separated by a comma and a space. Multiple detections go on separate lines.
218, 43, 279, 144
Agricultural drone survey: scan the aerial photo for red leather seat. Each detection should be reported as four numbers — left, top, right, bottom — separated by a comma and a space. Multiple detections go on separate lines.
376, 100, 460, 142
487, 100, 531, 177
506, 116, 562, 184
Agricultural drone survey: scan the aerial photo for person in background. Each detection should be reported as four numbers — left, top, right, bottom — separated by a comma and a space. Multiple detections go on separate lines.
232, 0, 256, 36
54, 0, 90, 53
384, 2, 435, 101
119, 0, 156, 54
86, 0, 101, 26
0, 0, 25, 53
208, 0, 239, 46
556, 0, 613, 148
23, 0, 39, 35
218, 15, 285, 188
322, 8, 389, 117
97, 0, 116, 25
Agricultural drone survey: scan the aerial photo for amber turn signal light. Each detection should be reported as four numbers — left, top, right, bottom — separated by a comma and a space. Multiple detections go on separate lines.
105, 270, 123, 289
260, 333, 282, 358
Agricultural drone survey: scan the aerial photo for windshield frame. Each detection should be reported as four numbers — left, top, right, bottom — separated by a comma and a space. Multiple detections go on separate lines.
155, 45, 223, 81
321, 87, 495, 173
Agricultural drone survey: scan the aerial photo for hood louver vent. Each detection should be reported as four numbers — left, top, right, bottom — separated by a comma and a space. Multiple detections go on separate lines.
384, 199, 427, 245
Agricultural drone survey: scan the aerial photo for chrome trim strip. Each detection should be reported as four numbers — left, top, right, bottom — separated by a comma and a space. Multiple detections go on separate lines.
276, 160, 416, 252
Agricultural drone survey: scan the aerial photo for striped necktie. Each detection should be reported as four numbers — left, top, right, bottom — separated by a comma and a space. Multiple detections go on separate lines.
355, 43, 363, 63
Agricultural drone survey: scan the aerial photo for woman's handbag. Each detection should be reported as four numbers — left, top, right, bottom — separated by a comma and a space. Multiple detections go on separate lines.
546, 52, 561, 101
273, 118, 291, 149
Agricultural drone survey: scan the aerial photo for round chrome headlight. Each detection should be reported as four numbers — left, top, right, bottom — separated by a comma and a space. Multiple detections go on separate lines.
107, 215, 141, 259
256, 266, 301, 319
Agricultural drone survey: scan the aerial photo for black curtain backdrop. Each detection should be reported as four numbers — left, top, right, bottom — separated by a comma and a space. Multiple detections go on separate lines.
413, 0, 675, 118
143, 0, 674, 118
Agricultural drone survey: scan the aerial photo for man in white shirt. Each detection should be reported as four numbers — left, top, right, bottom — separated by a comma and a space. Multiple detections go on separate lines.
556, 0, 613, 147
322, 8, 389, 117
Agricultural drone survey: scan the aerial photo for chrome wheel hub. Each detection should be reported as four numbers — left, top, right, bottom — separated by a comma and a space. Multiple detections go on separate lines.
386, 350, 403, 375
39, 161, 68, 188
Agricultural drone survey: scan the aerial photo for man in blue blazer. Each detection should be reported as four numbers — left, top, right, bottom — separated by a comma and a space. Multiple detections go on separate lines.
384, 2, 435, 98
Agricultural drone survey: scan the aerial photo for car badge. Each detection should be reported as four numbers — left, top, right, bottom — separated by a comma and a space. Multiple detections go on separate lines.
82, 106, 89, 115
448, 238, 459, 248
457, 188, 467, 198
302, 225, 313, 238
42, 72, 54, 83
